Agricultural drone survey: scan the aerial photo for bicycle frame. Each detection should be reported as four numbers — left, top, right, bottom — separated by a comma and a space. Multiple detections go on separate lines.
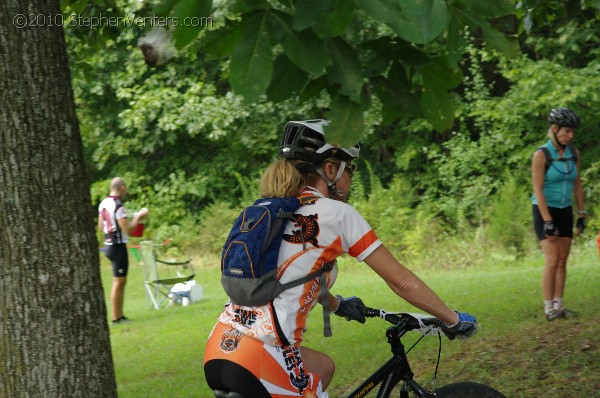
345, 314, 437, 398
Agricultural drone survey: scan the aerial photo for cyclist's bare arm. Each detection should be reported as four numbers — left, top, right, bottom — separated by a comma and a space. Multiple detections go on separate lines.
364, 245, 459, 326
531, 149, 551, 221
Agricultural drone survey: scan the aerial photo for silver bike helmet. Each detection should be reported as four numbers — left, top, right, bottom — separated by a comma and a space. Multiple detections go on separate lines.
279, 119, 360, 167
548, 108, 581, 128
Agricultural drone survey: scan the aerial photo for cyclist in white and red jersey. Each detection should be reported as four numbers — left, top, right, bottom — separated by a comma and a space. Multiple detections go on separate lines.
204, 120, 477, 398
98, 177, 148, 324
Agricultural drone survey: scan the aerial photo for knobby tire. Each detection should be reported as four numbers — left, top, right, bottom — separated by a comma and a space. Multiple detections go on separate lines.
435, 381, 506, 398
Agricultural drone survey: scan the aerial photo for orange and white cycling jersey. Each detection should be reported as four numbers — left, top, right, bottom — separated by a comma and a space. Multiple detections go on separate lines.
217, 187, 382, 347
205, 322, 327, 397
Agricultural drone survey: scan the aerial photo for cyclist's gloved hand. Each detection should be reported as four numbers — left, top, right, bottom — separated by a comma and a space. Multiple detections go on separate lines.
543, 221, 558, 237
334, 295, 366, 324
443, 312, 478, 340
576, 217, 585, 234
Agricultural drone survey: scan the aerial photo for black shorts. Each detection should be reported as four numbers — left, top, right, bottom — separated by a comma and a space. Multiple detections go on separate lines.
533, 205, 573, 241
204, 360, 270, 398
104, 243, 129, 277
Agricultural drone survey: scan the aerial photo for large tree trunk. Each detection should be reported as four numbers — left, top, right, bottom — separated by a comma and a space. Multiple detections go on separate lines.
0, 1, 117, 396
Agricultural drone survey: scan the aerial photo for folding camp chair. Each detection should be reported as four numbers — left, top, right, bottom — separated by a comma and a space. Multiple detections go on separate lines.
139, 240, 195, 309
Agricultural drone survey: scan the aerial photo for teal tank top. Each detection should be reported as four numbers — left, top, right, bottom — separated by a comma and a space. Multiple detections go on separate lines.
531, 139, 577, 208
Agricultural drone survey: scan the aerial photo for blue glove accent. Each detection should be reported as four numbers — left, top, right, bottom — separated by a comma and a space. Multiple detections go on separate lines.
334, 295, 366, 324
444, 311, 478, 340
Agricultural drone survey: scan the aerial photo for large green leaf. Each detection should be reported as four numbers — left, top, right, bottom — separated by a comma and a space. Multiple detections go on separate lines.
153, 0, 179, 16
291, 0, 356, 37
461, 0, 515, 19
326, 39, 363, 102
293, 0, 332, 30
299, 76, 328, 102
231, 0, 271, 13
397, 47, 434, 67
419, 83, 454, 132
356, 0, 450, 44
268, 11, 331, 74
229, 12, 273, 103
371, 63, 420, 124
203, 21, 243, 60
171, 0, 213, 49
418, 58, 461, 131
446, 18, 467, 66
266, 54, 309, 102
457, 9, 520, 57
325, 95, 364, 146
311, 0, 355, 39
420, 58, 463, 91
361, 37, 410, 77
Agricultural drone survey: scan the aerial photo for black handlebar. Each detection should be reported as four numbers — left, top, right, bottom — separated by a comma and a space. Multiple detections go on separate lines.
361, 306, 458, 340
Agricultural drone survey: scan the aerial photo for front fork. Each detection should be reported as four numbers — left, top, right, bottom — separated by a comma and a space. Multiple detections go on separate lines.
382, 324, 436, 398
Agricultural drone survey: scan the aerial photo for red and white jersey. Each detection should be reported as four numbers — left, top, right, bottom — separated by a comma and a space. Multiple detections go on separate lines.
98, 196, 128, 245
218, 187, 382, 347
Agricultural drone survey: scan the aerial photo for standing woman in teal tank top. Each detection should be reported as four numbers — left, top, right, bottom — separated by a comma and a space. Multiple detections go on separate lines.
531, 108, 586, 321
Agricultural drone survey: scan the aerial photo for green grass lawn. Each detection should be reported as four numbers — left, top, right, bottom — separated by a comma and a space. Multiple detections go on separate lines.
103, 242, 600, 397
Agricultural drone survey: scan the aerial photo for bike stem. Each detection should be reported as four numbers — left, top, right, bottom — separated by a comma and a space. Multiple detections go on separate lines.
386, 322, 413, 381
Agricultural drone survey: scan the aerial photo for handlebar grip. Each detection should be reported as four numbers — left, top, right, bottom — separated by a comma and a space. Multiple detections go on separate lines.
361, 307, 380, 318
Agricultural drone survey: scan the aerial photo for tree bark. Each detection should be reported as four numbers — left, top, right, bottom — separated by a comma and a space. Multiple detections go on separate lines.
0, 1, 117, 397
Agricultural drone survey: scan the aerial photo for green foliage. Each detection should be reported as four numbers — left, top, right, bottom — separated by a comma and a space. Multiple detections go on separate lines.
155, 0, 519, 138
581, 160, 600, 230
517, 0, 600, 66
351, 166, 441, 257
68, 0, 600, 256
176, 200, 238, 257
484, 173, 536, 256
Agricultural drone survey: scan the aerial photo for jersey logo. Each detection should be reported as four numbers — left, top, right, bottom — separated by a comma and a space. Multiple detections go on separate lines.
282, 347, 309, 394
219, 329, 244, 353
233, 308, 257, 327
283, 214, 320, 247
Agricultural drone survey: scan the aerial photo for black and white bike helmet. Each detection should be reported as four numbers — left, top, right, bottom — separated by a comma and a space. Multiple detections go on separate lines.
548, 108, 581, 128
280, 119, 360, 167
280, 119, 360, 198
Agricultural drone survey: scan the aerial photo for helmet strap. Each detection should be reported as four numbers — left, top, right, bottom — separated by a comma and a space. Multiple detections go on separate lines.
316, 160, 346, 198
552, 126, 566, 149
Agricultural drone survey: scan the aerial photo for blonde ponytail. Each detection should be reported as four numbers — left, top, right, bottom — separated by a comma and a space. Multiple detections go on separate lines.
260, 159, 305, 198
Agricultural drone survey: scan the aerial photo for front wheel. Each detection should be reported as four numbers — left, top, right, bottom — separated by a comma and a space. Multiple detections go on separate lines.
435, 382, 506, 398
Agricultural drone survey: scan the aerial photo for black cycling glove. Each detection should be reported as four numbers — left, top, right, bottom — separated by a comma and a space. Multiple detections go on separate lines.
576, 217, 585, 233
543, 221, 558, 237
334, 295, 366, 324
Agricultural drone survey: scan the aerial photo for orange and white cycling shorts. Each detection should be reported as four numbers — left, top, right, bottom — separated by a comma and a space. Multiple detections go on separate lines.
204, 322, 328, 397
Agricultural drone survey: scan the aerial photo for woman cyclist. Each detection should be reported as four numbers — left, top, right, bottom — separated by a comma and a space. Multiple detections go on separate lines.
204, 119, 478, 397
531, 108, 586, 321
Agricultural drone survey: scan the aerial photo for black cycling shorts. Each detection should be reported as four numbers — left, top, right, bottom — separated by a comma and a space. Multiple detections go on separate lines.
533, 205, 573, 241
204, 360, 270, 398
103, 243, 129, 277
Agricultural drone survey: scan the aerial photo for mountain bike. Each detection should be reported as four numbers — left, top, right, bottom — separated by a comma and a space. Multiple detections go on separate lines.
212, 306, 506, 398
342, 306, 505, 397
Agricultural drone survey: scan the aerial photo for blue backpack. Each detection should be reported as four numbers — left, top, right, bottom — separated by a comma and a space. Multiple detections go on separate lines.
221, 195, 334, 307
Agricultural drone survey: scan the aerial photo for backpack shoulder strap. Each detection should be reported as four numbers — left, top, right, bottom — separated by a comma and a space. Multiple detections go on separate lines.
298, 194, 320, 204
568, 145, 578, 162
279, 261, 334, 291
537, 146, 552, 172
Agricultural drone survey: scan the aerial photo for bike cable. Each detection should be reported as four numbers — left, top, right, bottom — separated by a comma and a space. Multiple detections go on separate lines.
433, 333, 442, 391
404, 332, 443, 391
